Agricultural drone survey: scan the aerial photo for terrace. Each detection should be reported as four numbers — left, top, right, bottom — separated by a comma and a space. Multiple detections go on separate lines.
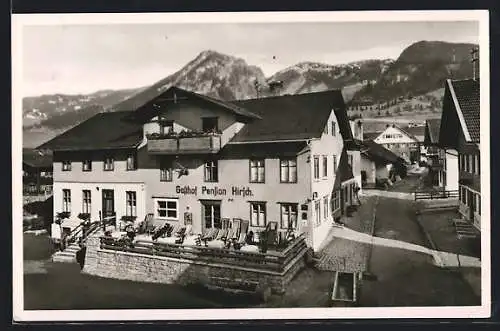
146, 131, 222, 155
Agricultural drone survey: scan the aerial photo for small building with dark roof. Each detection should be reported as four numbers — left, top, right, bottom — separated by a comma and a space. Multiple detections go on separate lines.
438, 78, 481, 230
359, 140, 406, 187
371, 124, 422, 164
38, 86, 361, 252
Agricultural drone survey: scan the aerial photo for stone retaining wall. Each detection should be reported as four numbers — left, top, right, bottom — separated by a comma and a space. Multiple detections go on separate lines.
82, 236, 307, 294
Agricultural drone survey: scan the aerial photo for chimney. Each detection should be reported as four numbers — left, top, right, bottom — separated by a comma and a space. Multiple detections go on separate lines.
471, 47, 479, 81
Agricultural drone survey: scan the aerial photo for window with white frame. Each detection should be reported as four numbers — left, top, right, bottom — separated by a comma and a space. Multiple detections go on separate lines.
82, 160, 92, 172
160, 160, 173, 182
204, 160, 218, 182
104, 156, 114, 171
323, 196, 329, 220
155, 198, 178, 220
280, 203, 298, 230
331, 121, 336, 136
62, 189, 71, 213
126, 153, 137, 171
313, 156, 320, 179
280, 158, 297, 183
322, 156, 328, 177
332, 190, 340, 212
82, 190, 91, 214
250, 202, 266, 227
126, 191, 137, 217
314, 201, 321, 226
62, 161, 71, 171
468, 154, 473, 173
249, 159, 265, 183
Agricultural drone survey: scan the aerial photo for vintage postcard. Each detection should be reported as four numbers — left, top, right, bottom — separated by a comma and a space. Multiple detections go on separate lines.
12, 10, 490, 321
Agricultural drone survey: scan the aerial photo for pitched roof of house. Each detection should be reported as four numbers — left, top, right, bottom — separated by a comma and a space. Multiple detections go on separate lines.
36, 111, 143, 151
219, 141, 309, 159
447, 79, 480, 142
22, 149, 53, 169
401, 125, 425, 141
230, 90, 351, 142
363, 131, 381, 140
130, 86, 261, 122
424, 119, 441, 145
361, 140, 404, 165
333, 147, 354, 190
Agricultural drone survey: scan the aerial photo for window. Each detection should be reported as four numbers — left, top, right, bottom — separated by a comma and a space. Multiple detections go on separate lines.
160, 160, 173, 182
202, 117, 219, 132
280, 203, 298, 230
314, 201, 321, 226
477, 194, 481, 215
250, 202, 266, 227
313, 156, 320, 179
62, 161, 71, 171
332, 190, 340, 211
249, 159, 265, 183
155, 198, 178, 220
204, 160, 218, 182
323, 196, 329, 220
203, 202, 221, 229
322, 156, 328, 177
280, 158, 297, 183
468, 154, 473, 173
348, 154, 354, 167
331, 121, 336, 136
62, 189, 71, 213
82, 160, 92, 172
333, 155, 337, 173
126, 191, 137, 217
82, 190, 91, 214
126, 154, 137, 171
104, 156, 114, 171
159, 120, 174, 135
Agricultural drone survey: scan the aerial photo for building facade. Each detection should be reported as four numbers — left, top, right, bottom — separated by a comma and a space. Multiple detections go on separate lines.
40, 87, 361, 252
438, 79, 480, 230
359, 140, 405, 188
372, 125, 421, 163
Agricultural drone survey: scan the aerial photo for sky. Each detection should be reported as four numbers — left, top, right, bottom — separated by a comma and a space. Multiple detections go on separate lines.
21, 21, 479, 96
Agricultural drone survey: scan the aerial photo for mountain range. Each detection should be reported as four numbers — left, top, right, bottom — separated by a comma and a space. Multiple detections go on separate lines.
23, 40, 478, 148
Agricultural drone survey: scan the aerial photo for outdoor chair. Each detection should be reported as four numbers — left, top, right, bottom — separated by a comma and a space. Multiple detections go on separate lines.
201, 228, 219, 246
167, 223, 181, 237
232, 218, 242, 240
139, 213, 154, 234
233, 219, 250, 249
266, 221, 279, 247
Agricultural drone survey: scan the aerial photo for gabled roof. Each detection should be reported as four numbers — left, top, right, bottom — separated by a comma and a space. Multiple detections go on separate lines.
23, 149, 53, 169
130, 86, 261, 122
424, 119, 441, 145
333, 147, 354, 190
363, 131, 381, 140
36, 111, 143, 151
361, 140, 405, 165
230, 90, 350, 142
447, 79, 480, 143
402, 125, 425, 142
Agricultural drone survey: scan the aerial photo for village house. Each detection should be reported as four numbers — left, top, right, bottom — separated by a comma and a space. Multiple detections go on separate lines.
437, 78, 480, 230
359, 140, 406, 188
38, 86, 361, 252
371, 124, 423, 164
22, 148, 53, 196
423, 118, 459, 191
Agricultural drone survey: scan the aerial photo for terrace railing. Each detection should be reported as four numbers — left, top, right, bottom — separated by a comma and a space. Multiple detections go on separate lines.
414, 190, 458, 201
99, 233, 307, 272
147, 133, 221, 155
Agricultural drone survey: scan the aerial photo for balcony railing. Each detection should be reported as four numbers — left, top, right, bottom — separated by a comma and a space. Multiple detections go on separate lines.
147, 132, 222, 155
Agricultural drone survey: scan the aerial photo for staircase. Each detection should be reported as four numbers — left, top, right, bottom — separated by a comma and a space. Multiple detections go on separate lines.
52, 243, 81, 263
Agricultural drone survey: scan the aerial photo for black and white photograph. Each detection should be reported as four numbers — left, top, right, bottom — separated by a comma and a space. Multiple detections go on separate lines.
12, 10, 490, 321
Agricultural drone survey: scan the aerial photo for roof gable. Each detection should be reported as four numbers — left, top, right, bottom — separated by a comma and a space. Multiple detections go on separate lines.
424, 119, 441, 145
361, 140, 404, 165
230, 90, 349, 143
374, 126, 418, 143
447, 79, 480, 143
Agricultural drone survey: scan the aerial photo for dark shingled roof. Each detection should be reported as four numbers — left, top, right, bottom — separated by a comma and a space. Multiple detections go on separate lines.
449, 79, 480, 142
37, 111, 143, 151
23, 149, 53, 169
424, 119, 441, 145
219, 141, 308, 159
363, 131, 381, 140
333, 147, 354, 190
230, 90, 350, 142
402, 125, 425, 141
361, 140, 404, 165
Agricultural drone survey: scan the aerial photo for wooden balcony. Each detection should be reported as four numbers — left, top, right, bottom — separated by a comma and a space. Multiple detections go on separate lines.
147, 134, 221, 155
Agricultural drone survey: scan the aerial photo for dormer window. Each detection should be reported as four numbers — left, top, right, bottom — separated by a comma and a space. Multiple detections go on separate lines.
202, 117, 219, 133
331, 122, 336, 136
159, 120, 174, 135
62, 160, 71, 171
104, 156, 114, 171
82, 160, 92, 172
126, 153, 137, 171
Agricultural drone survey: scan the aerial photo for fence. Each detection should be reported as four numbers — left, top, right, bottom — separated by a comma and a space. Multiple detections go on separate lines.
99, 233, 307, 273
414, 190, 459, 201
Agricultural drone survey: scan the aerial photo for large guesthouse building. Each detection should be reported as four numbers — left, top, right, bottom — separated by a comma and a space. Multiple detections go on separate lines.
39, 87, 361, 251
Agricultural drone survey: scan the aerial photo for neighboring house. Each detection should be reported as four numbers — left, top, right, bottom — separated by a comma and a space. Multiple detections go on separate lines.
372, 124, 421, 163
404, 125, 427, 162
424, 118, 458, 191
359, 140, 406, 188
38, 86, 360, 252
22, 149, 53, 196
438, 78, 480, 230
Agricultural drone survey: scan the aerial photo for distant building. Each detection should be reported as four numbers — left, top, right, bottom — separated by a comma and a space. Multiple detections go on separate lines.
23, 149, 53, 196
437, 79, 480, 230
359, 140, 406, 188
371, 124, 421, 164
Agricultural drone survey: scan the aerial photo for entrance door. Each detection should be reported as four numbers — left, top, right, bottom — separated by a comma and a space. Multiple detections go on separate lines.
201, 201, 221, 229
102, 189, 115, 218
